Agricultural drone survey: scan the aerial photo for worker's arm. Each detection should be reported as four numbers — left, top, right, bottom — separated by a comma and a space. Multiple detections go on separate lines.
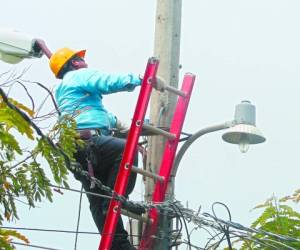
34, 39, 52, 59
81, 69, 142, 94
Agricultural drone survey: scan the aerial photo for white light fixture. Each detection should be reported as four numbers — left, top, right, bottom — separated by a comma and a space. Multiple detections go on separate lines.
173, 100, 266, 175
0, 28, 42, 64
222, 100, 266, 153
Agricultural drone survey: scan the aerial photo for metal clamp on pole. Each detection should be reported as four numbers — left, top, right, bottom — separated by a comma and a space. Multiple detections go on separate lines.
164, 85, 186, 97
142, 124, 176, 140
121, 209, 151, 224
131, 166, 164, 183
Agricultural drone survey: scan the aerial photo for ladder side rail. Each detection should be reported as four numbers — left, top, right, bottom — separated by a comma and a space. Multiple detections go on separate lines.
153, 73, 195, 202
139, 73, 195, 250
99, 58, 159, 250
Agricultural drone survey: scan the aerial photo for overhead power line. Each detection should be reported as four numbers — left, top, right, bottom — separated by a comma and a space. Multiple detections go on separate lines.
11, 241, 62, 250
74, 185, 84, 250
1, 226, 100, 235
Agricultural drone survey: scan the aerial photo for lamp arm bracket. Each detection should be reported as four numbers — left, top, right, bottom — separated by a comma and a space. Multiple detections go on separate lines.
224, 120, 236, 128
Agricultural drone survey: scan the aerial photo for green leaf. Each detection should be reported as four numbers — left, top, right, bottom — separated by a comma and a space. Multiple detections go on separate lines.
0, 106, 34, 140
0, 130, 22, 154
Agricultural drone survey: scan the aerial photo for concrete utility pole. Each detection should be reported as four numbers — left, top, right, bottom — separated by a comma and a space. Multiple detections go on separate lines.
145, 0, 182, 249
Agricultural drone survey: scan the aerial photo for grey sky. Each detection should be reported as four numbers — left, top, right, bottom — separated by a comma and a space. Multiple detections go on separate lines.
1, 0, 300, 249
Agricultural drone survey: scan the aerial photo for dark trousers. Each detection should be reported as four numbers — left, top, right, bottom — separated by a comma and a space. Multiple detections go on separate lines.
73, 135, 138, 248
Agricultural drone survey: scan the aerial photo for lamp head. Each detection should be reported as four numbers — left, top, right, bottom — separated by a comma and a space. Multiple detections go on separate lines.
0, 28, 43, 64
222, 100, 266, 153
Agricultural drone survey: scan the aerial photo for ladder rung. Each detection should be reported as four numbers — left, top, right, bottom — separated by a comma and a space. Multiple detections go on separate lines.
121, 209, 151, 224
131, 166, 164, 182
164, 85, 186, 97
142, 124, 176, 140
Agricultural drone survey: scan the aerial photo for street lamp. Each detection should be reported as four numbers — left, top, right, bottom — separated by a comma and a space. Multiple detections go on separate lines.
222, 100, 265, 153
173, 100, 266, 176
170, 100, 265, 250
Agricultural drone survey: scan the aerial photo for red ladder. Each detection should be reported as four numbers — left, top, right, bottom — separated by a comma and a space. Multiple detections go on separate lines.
99, 57, 159, 250
138, 73, 195, 250
99, 57, 195, 250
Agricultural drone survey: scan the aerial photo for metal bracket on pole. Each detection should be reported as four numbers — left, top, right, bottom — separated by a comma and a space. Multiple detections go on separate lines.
131, 166, 165, 183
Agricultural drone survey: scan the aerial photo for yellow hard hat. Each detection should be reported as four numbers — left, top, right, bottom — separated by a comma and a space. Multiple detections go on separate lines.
49, 47, 86, 77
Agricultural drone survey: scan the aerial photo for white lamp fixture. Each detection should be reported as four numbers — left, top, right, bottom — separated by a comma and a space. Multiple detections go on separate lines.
173, 100, 266, 175
222, 100, 266, 153
0, 28, 42, 64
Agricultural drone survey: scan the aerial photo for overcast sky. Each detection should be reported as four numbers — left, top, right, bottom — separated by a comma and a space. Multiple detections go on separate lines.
2, 1, 300, 249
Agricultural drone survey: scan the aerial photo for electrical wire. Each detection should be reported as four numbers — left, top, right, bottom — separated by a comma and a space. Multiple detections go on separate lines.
49, 184, 113, 200
4, 187, 299, 250
187, 226, 198, 242
211, 202, 233, 250
182, 240, 204, 250
169, 205, 183, 249
0, 226, 99, 235
47, 182, 300, 249
175, 216, 183, 248
1, 226, 144, 238
203, 231, 225, 249
172, 202, 192, 250
73, 185, 83, 250
10, 241, 62, 250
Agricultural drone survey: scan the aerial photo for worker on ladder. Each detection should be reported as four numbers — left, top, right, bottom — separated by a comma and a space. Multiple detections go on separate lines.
49, 47, 141, 250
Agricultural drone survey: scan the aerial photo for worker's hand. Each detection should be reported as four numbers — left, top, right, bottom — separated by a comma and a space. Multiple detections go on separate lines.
138, 74, 166, 91
34, 39, 52, 59
153, 76, 166, 92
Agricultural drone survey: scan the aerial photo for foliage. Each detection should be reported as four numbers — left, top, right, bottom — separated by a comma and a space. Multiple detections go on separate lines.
0, 229, 29, 250
0, 91, 79, 248
238, 196, 300, 250
280, 189, 300, 204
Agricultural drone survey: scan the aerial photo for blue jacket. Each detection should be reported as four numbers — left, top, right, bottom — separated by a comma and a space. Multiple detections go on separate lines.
54, 68, 141, 134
